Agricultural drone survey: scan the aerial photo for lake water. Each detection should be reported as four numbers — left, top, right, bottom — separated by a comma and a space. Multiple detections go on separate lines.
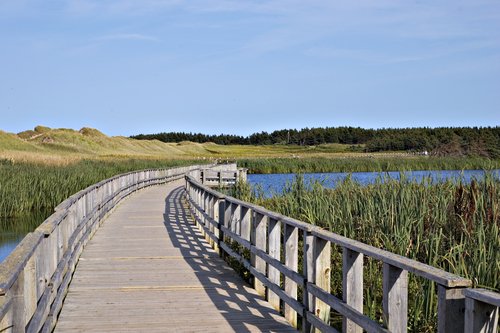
0, 211, 51, 263
2, 169, 499, 263
248, 169, 500, 197
0, 232, 26, 262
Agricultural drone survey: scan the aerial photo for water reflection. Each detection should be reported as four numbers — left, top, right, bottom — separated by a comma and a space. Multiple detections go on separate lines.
0, 233, 26, 262
0, 210, 51, 262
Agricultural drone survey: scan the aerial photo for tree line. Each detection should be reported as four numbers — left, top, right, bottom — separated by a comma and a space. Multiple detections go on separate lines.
131, 126, 500, 158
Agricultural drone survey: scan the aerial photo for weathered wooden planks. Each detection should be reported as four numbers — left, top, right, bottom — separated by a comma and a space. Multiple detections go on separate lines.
54, 181, 295, 333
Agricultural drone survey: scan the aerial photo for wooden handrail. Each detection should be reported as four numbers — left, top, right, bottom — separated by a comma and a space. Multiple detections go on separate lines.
185, 173, 499, 333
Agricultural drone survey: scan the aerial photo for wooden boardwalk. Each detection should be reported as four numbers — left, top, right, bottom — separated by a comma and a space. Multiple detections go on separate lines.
54, 180, 296, 332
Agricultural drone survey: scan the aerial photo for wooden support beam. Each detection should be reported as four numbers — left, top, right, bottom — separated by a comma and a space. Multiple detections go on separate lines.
438, 285, 466, 333
241, 206, 251, 241
314, 237, 331, 332
343, 248, 364, 333
303, 231, 315, 333
284, 224, 299, 328
382, 263, 408, 333
268, 218, 281, 312
464, 289, 499, 333
252, 212, 267, 296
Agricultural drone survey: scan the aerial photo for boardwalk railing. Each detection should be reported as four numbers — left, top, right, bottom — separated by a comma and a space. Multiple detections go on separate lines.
185, 174, 500, 333
0, 163, 241, 333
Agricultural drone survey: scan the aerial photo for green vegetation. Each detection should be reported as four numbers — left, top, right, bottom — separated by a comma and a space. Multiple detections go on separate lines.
133, 126, 500, 158
234, 175, 499, 331
4, 126, 500, 169
0, 158, 201, 230
1, 126, 363, 164
238, 156, 500, 174
2, 125, 499, 330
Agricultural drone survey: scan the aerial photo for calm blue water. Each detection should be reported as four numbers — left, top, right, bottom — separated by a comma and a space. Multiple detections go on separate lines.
248, 169, 500, 197
0, 233, 26, 263
2, 169, 499, 263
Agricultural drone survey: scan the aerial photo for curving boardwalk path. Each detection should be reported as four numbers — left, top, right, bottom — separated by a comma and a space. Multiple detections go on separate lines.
54, 180, 296, 332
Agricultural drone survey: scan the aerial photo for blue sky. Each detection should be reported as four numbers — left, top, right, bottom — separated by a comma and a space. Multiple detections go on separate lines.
1, 1, 499, 137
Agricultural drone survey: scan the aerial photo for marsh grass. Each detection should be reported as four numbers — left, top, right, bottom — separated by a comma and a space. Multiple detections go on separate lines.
0, 158, 202, 230
238, 156, 500, 174
233, 173, 500, 331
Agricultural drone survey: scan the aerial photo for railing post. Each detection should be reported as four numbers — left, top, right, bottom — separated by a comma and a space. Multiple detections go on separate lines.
438, 285, 467, 333
197, 188, 203, 231
303, 230, 315, 333
343, 248, 364, 333
10, 272, 25, 333
217, 198, 226, 258
382, 263, 408, 333
465, 298, 499, 333
252, 212, 267, 296
11, 254, 37, 333
213, 196, 220, 254
205, 193, 209, 241
284, 224, 298, 328
208, 194, 215, 247
464, 289, 499, 333
268, 218, 281, 311
231, 204, 241, 235
224, 199, 232, 231
241, 207, 251, 242
314, 237, 331, 332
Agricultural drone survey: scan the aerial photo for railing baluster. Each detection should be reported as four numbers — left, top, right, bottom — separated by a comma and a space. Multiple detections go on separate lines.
241, 206, 251, 242
303, 230, 315, 333
268, 217, 281, 311
464, 289, 500, 333
213, 196, 220, 254
195, 188, 201, 230
438, 285, 467, 333
343, 248, 363, 333
223, 199, 232, 260
252, 212, 267, 296
465, 298, 499, 333
314, 237, 331, 332
218, 198, 228, 259
382, 263, 408, 333
203, 192, 209, 242
208, 194, 214, 247
231, 204, 241, 235
284, 224, 299, 328
200, 189, 205, 236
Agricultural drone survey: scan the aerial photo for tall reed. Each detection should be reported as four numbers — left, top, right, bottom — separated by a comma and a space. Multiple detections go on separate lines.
0, 159, 200, 230
241, 174, 499, 331
238, 157, 500, 174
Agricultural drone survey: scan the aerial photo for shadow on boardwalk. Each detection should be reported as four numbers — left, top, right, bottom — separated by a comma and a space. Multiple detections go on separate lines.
163, 186, 295, 333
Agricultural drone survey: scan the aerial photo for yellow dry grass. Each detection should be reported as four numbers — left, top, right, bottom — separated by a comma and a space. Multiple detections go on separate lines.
1, 126, 369, 165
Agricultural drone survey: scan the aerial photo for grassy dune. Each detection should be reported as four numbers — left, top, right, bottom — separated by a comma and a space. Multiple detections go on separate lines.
1, 127, 212, 163
3, 126, 418, 165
